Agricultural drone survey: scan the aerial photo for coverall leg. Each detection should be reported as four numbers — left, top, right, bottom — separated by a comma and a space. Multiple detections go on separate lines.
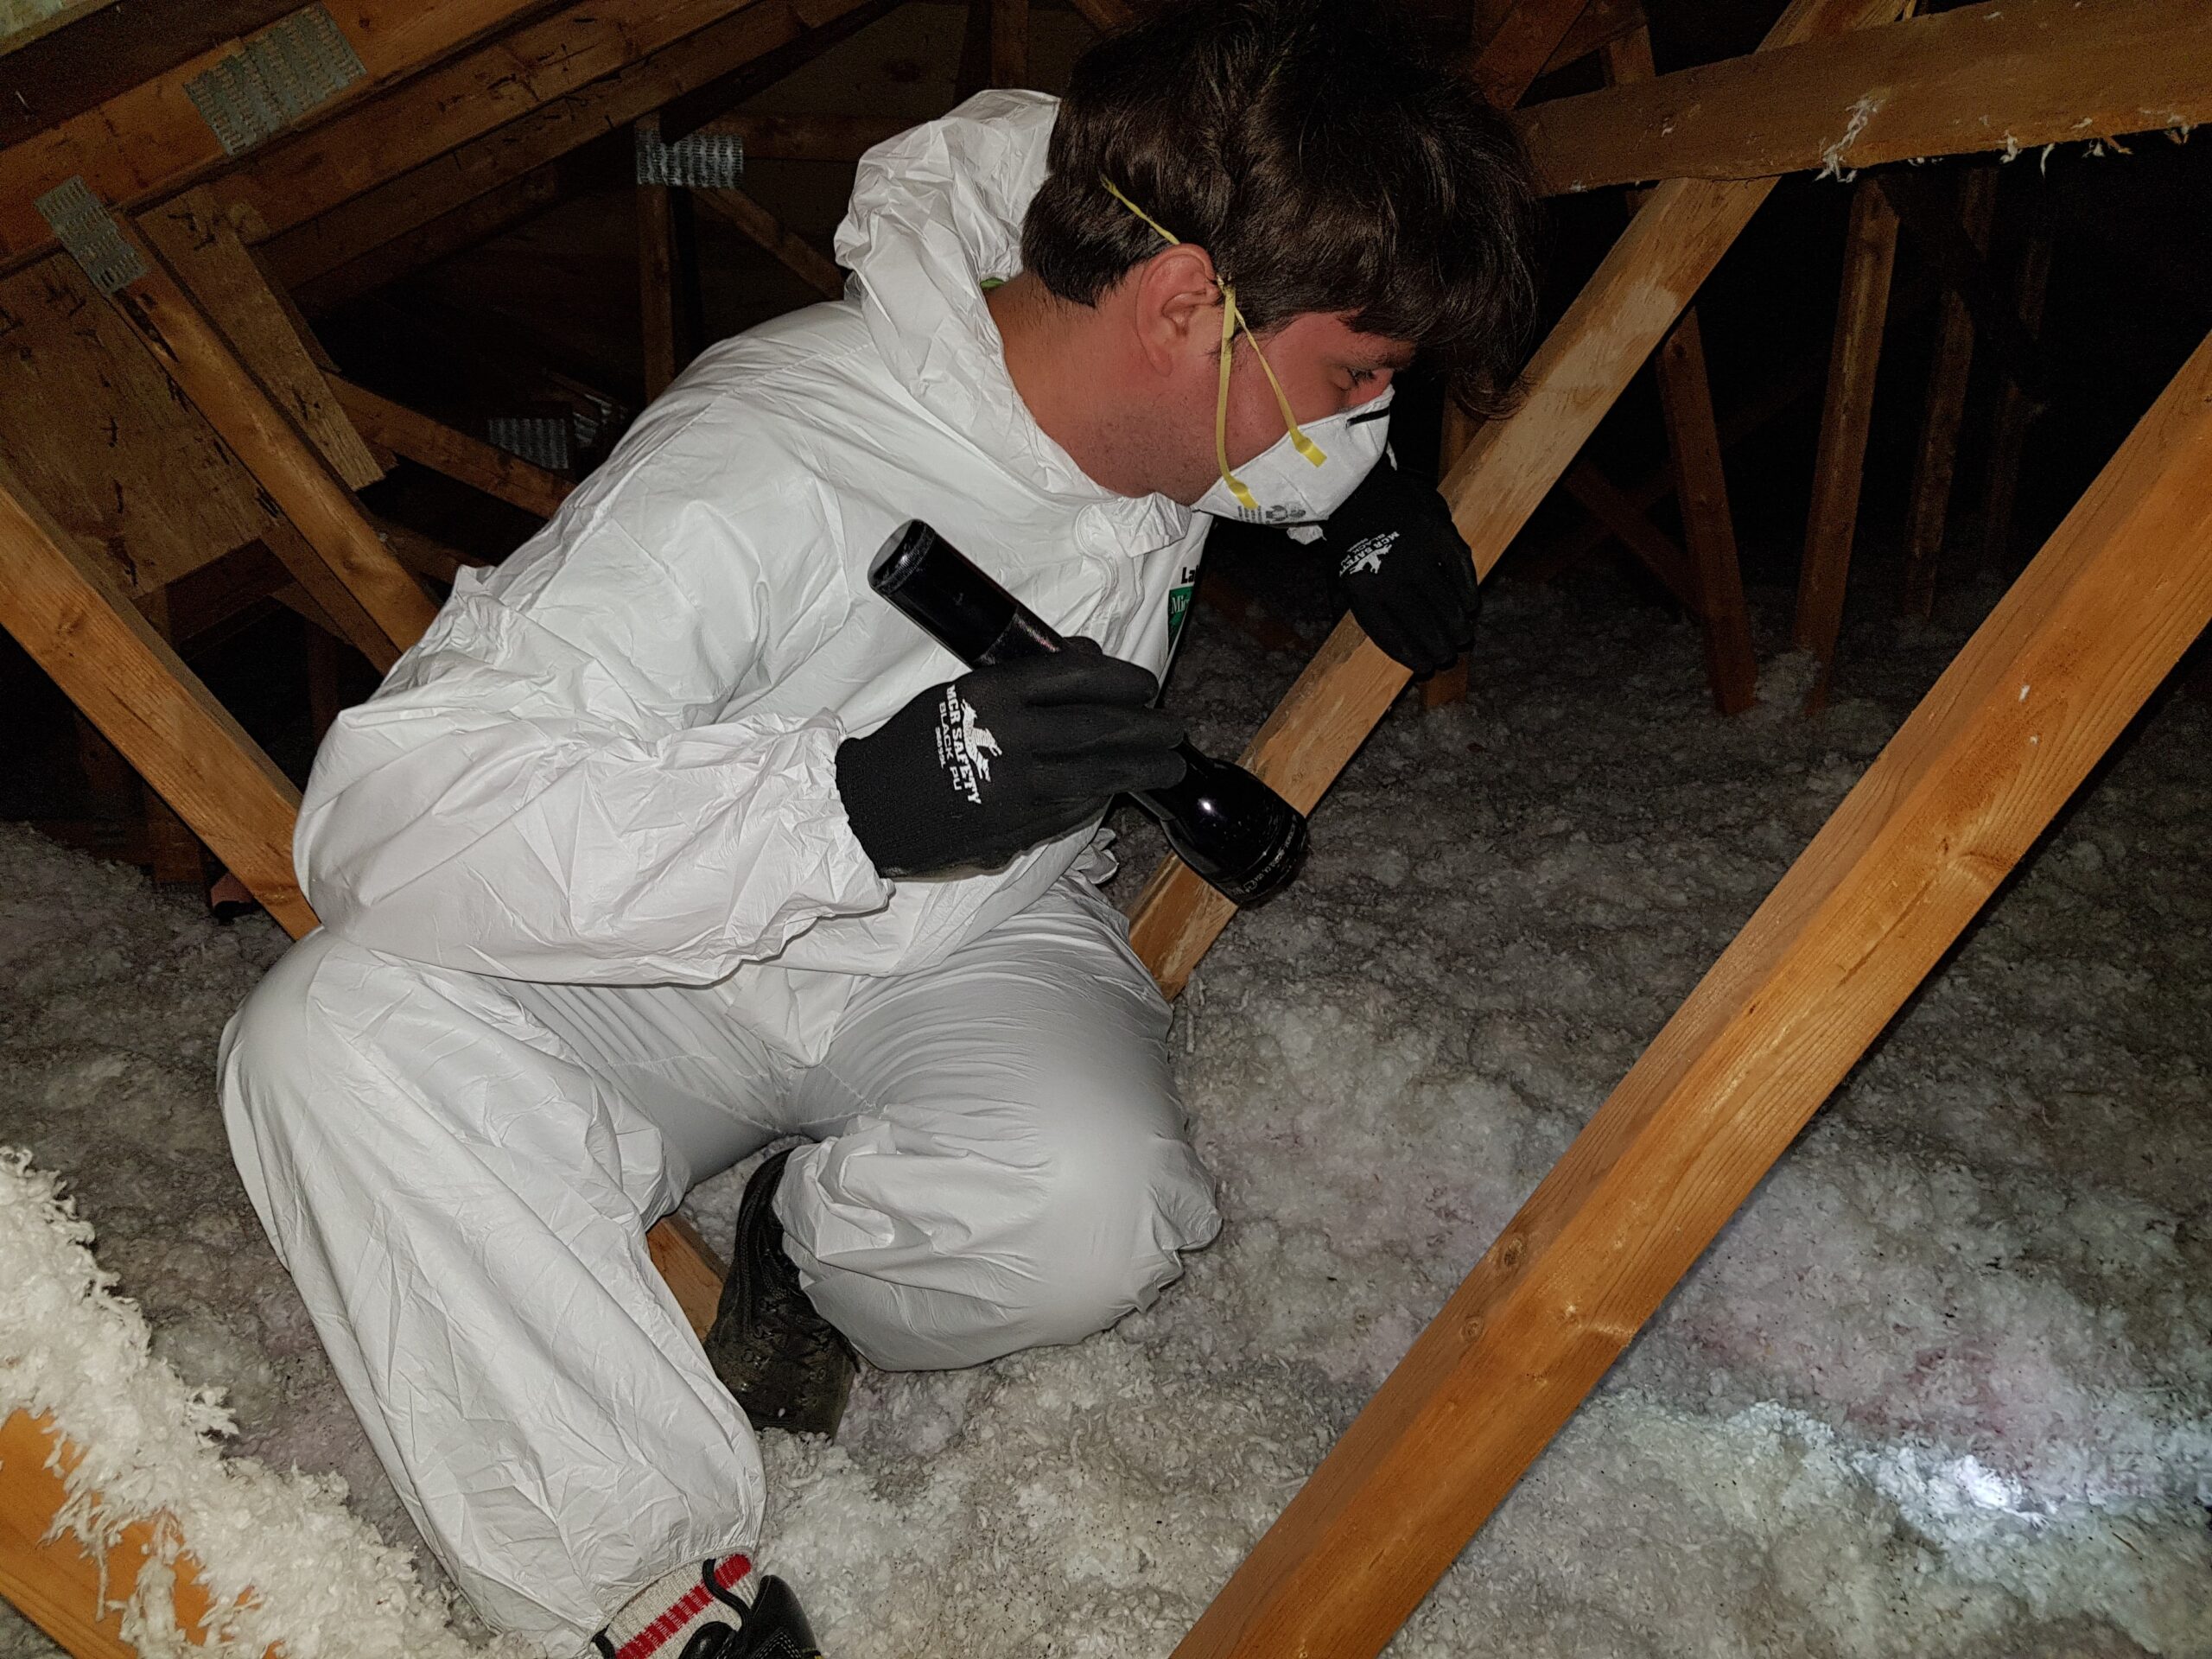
220, 876, 1216, 1655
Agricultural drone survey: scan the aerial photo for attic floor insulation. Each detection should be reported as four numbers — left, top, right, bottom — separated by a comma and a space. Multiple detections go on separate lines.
3, 569, 2207, 1658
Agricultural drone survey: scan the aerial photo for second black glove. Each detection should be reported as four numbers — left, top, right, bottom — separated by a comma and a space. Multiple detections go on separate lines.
1321, 461, 1482, 677
836, 641, 1187, 878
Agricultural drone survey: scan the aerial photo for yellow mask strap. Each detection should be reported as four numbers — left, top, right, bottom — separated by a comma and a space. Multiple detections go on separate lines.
1100, 176, 1326, 512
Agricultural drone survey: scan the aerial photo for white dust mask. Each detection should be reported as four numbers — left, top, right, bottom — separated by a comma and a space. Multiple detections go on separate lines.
1194, 388, 1392, 524
1100, 178, 1395, 526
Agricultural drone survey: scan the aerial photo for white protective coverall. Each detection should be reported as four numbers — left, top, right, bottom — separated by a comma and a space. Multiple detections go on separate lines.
219, 90, 1222, 1656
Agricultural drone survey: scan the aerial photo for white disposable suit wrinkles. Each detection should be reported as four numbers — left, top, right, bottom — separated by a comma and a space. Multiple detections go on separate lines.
218, 91, 1222, 1656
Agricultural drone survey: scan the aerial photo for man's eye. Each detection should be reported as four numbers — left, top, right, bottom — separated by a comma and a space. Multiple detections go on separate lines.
1348, 369, 1378, 387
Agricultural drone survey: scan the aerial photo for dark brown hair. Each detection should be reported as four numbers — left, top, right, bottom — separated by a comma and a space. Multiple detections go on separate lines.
1022, 0, 1540, 416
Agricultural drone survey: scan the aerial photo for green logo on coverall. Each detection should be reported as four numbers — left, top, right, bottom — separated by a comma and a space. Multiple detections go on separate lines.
1167, 569, 1197, 658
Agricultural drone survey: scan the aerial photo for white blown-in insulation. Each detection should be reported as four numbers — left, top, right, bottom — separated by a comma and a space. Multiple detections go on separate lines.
0, 1149, 522, 1656
1, 566, 2206, 1658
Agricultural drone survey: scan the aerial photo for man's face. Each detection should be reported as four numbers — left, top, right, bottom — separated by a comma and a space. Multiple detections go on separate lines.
1219, 310, 1412, 471
1140, 306, 1408, 507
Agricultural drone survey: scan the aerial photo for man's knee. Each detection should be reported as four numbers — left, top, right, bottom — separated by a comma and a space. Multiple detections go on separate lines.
219, 930, 424, 1230
1000, 1111, 1222, 1344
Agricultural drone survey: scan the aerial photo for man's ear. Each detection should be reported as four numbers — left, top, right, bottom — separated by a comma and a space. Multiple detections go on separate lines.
1128, 244, 1222, 378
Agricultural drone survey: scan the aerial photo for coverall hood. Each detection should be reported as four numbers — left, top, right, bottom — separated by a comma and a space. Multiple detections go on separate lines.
838, 89, 1169, 518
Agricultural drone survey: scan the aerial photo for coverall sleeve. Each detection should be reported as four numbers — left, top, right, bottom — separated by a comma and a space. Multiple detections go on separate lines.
294, 435, 893, 985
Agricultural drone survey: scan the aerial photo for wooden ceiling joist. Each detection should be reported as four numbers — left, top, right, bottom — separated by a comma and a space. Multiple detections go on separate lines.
1518, 0, 2212, 194
0, 0, 550, 271
255, 0, 883, 294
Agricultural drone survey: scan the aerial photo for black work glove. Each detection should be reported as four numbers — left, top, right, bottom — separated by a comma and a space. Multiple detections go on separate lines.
836, 640, 1186, 878
1322, 461, 1482, 676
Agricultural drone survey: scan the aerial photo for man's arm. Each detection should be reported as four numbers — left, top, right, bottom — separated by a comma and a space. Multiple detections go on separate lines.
296, 457, 891, 986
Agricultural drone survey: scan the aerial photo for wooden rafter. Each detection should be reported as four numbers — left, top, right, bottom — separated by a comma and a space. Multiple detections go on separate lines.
252, 0, 883, 294
0, 0, 547, 270
220, 0, 754, 244
1130, 0, 1910, 1001
1173, 323, 2212, 1659
1516, 0, 2212, 194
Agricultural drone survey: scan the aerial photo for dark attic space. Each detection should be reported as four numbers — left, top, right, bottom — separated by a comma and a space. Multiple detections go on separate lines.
1, 1, 2208, 1656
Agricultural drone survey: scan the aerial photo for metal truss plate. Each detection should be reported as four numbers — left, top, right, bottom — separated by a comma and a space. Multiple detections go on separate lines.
34, 176, 144, 294
636, 124, 745, 189
185, 5, 365, 158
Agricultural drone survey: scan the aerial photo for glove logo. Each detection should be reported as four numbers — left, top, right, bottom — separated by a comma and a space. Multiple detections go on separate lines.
1338, 530, 1398, 578
933, 686, 1002, 804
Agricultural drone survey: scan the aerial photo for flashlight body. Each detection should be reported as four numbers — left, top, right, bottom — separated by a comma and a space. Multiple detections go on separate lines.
868, 520, 1307, 906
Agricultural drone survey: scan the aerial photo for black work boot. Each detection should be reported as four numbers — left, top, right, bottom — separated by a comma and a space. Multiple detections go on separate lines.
703, 1149, 856, 1438
687, 1575, 825, 1659
594, 1558, 824, 1659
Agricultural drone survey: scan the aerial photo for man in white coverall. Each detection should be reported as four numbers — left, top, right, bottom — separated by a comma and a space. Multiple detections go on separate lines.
219, 2, 1536, 1652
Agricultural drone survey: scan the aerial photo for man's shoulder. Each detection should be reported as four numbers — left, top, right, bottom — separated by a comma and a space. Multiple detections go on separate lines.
683, 301, 880, 408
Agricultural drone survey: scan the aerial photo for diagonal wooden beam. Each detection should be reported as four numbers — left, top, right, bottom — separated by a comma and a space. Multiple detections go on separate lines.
252, 0, 882, 293
328, 376, 576, 518
0, 457, 314, 935
137, 186, 384, 490
104, 214, 436, 669
1465, 0, 1593, 109
692, 184, 842, 298
1516, 0, 2212, 195
1130, 0, 1910, 999
0, 0, 546, 270
1173, 321, 2212, 1659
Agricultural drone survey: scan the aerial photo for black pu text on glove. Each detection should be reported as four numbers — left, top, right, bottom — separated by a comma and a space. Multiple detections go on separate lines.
835, 640, 1187, 878
1322, 461, 1483, 677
